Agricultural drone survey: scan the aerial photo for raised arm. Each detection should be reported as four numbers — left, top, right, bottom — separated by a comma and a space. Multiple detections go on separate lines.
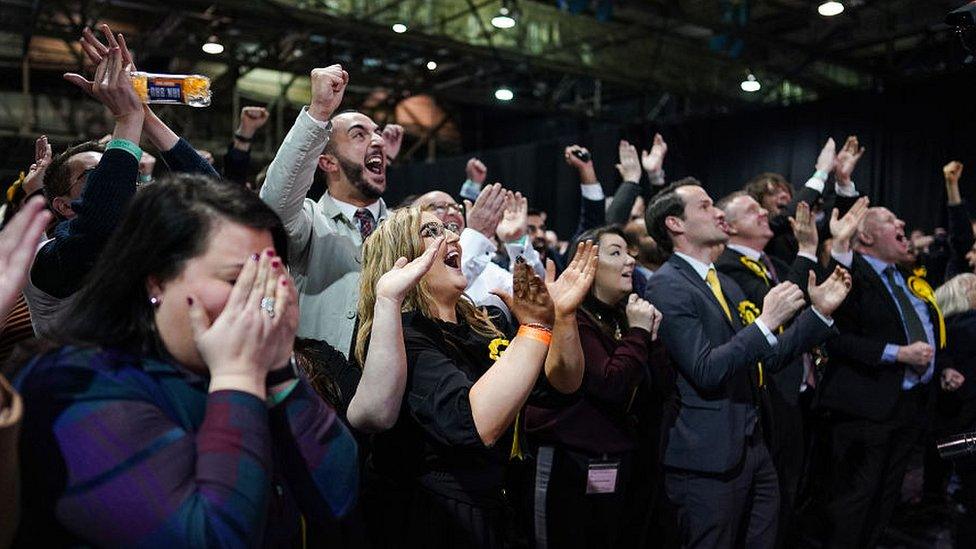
943, 161, 973, 279
607, 139, 644, 225
347, 237, 445, 432
564, 145, 606, 240
224, 106, 270, 186
75, 27, 216, 179
260, 65, 348, 261
540, 241, 599, 393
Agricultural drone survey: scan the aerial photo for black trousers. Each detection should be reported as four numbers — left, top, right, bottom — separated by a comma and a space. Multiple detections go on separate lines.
664, 434, 780, 549
764, 386, 806, 548
530, 445, 633, 549
824, 387, 926, 548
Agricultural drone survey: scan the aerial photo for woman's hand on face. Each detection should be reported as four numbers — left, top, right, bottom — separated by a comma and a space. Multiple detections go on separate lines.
546, 240, 599, 318
625, 294, 663, 339
188, 248, 297, 393
492, 258, 555, 327
375, 236, 444, 305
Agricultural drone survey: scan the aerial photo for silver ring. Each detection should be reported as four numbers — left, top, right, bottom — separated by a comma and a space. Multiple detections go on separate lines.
260, 297, 276, 318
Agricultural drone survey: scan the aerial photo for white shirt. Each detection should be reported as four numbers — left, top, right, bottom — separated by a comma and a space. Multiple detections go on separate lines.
330, 193, 382, 233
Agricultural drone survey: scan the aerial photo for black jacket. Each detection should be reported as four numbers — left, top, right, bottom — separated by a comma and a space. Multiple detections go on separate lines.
645, 254, 835, 474
817, 253, 948, 421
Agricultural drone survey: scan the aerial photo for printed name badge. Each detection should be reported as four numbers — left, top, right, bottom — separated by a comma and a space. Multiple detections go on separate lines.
585, 460, 620, 495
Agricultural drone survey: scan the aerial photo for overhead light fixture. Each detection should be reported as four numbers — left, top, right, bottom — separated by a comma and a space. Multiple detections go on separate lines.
392, 23, 407, 33
740, 73, 761, 92
491, 1, 518, 29
818, 1, 844, 17
494, 86, 514, 101
426, 60, 437, 71
202, 35, 224, 55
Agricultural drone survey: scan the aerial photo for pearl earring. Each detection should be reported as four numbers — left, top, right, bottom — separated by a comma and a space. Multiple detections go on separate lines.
150, 296, 160, 307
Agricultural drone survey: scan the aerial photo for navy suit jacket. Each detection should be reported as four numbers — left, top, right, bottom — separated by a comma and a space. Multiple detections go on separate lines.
645, 253, 835, 474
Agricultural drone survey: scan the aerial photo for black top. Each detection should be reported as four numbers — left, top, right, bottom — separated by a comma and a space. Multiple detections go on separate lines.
32, 138, 218, 298
369, 306, 571, 506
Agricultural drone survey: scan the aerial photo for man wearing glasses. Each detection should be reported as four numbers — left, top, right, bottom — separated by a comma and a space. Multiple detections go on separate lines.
413, 185, 545, 319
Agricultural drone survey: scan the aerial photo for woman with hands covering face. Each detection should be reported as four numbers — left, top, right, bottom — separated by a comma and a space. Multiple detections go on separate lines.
355, 207, 597, 548
525, 225, 666, 549
13, 175, 356, 547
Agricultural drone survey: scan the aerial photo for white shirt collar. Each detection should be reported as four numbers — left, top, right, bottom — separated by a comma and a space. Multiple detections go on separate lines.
328, 191, 382, 224
727, 243, 762, 261
673, 251, 714, 281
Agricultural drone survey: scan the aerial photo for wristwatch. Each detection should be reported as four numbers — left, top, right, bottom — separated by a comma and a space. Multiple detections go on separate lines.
266, 355, 299, 386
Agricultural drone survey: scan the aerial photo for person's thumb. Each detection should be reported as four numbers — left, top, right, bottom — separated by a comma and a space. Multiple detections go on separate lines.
63, 73, 92, 94
489, 288, 514, 312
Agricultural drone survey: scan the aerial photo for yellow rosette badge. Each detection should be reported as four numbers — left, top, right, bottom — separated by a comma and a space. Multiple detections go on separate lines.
739, 256, 770, 285
488, 338, 510, 361
907, 273, 946, 349
737, 300, 760, 326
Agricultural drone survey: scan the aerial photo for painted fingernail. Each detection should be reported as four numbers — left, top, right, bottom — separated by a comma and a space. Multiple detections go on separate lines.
251, 253, 260, 261
266, 249, 276, 257
281, 279, 288, 286
186, 297, 193, 305
271, 259, 281, 269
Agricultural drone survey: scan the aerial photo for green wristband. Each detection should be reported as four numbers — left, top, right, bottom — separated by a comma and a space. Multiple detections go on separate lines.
813, 169, 829, 182
267, 379, 300, 407
106, 138, 143, 162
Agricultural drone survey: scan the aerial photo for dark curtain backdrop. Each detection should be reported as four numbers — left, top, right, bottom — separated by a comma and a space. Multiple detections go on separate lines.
386, 72, 974, 239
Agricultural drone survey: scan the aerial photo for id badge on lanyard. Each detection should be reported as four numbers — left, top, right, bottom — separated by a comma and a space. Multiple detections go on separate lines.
585, 459, 621, 494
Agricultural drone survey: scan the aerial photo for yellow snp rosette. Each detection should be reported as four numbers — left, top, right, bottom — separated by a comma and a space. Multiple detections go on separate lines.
739, 256, 770, 285
906, 270, 946, 349
737, 299, 766, 387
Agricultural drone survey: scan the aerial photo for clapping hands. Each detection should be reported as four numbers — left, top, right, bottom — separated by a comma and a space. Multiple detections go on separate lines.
829, 196, 870, 254
807, 266, 853, 318
545, 240, 599, 318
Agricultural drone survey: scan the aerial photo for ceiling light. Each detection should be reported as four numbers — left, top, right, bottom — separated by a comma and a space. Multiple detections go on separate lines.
494, 86, 514, 101
426, 60, 437, 70
491, 7, 517, 29
392, 23, 407, 33
818, 1, 844, 17
202, 35, 224, 55
740, 73, 761, 92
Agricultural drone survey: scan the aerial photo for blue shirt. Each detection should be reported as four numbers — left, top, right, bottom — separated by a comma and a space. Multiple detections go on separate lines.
861, 254, 935, 390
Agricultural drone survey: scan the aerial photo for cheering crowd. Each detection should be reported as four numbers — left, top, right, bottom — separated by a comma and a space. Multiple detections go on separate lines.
1, 23, 975, 549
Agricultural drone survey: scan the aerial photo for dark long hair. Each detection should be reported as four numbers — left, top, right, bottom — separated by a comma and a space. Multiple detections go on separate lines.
568, 225, 631, 340
57, 173, 288, 353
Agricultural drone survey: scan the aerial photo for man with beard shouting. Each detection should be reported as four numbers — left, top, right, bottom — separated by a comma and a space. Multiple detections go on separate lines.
261, 65, 404, 357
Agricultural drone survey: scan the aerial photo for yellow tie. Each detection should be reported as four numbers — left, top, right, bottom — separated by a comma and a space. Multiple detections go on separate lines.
706, 268, 732, 322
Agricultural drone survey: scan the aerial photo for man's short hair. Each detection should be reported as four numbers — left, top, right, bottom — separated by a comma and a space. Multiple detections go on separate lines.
43, 141, 104, 199
744, 172, 792, 205
645, 179, 701, 254
715, 191, 748, 224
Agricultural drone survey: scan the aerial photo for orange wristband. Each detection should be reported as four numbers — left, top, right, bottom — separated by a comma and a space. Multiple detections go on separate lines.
518, 325, 552, 346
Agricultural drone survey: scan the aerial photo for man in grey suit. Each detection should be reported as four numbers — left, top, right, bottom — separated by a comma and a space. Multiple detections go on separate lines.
644, 181, 852, 548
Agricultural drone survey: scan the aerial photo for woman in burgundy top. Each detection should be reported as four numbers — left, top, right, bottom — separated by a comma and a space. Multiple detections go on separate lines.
526, 225, 664, 548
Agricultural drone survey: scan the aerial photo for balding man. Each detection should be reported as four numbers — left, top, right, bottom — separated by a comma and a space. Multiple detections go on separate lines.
818, 206, 949, 547
260, 66, 402, 356
412, 183, 545, 316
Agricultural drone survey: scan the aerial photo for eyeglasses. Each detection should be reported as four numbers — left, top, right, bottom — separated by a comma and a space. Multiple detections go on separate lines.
421, 201, 464, 217
420, 221, 461, 238
65, 167, 95, 196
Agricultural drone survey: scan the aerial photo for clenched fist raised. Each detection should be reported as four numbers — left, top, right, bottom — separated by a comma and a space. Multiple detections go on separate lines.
309, 65, 349, 122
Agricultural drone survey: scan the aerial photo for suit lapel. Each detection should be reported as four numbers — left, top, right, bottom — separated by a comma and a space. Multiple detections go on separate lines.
670, 254, 737, 329
853, 254, 903, 326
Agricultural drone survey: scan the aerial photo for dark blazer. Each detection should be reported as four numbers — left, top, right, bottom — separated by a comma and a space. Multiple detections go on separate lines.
818, 253, 948, 421
715, 247, 820, 406
645, 254, 835, 474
